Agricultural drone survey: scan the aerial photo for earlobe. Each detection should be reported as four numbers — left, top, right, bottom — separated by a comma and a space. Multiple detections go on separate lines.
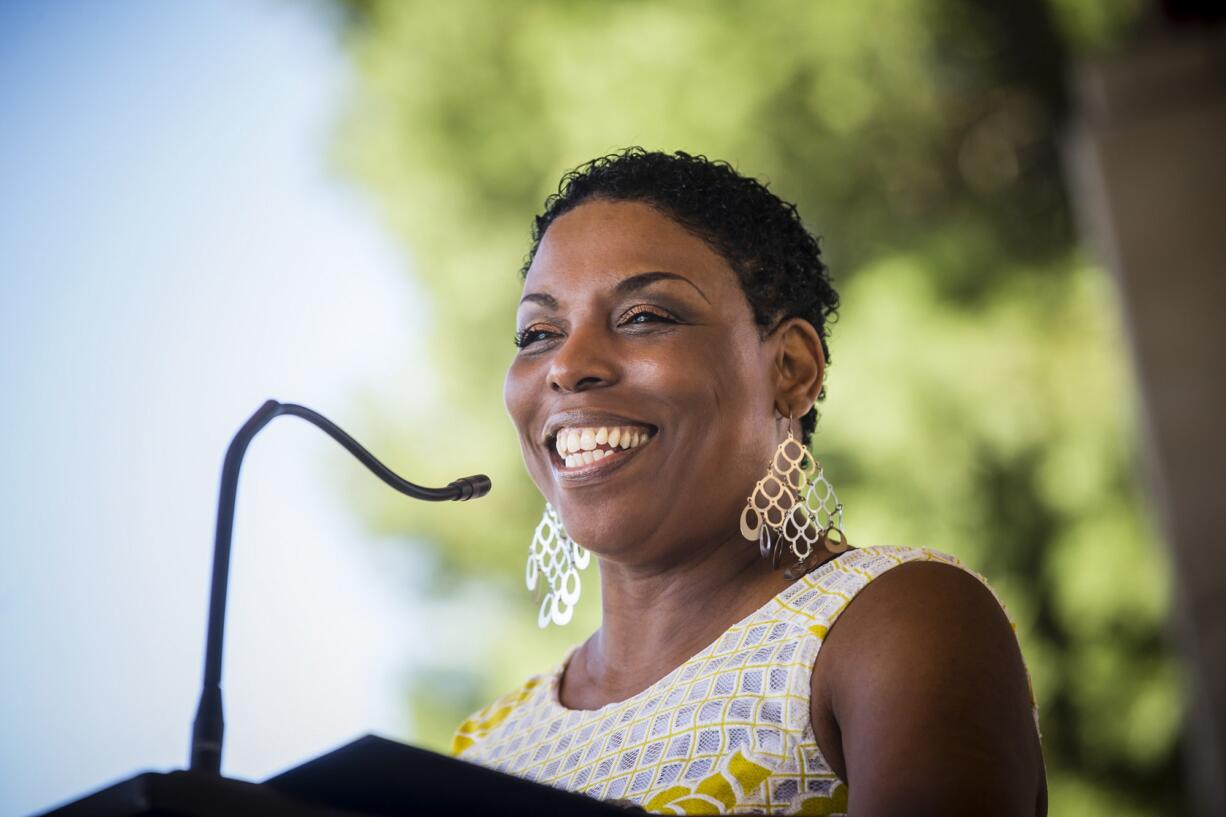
772, 319, 825, 419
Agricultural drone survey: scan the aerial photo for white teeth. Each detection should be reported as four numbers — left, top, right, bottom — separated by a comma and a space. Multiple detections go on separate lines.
555, 425, 653, 465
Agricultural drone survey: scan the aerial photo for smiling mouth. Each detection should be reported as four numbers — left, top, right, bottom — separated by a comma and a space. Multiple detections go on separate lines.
548, 424, 657, 471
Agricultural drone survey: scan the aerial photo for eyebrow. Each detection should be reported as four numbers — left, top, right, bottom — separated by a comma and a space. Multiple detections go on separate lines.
518, 292, 558, 309
518, 271, 711, 308
616, 271, 711, 304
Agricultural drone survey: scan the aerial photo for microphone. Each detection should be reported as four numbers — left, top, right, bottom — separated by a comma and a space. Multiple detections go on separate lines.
189, 399, 491, 774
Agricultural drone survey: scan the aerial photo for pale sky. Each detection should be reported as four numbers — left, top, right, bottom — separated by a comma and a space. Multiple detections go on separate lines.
0, 2, 436, 813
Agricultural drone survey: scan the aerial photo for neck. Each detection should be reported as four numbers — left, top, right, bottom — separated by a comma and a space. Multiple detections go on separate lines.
573, 531, 794, 706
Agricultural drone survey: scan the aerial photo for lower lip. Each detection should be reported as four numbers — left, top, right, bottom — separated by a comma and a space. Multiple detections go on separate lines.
551, 438, 653, 482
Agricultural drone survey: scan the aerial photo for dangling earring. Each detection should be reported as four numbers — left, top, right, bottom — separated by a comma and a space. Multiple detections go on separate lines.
739, 422, 849, 578
526, 503, 590, 628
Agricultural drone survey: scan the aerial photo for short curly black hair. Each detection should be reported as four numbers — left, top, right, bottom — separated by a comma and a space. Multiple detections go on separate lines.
523, 148, 839, 445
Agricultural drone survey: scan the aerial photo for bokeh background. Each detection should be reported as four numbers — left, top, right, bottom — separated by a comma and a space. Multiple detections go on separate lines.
4, 1, 1216, 815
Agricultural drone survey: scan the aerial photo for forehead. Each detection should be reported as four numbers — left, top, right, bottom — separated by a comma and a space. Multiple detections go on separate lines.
523, 199, 742, 298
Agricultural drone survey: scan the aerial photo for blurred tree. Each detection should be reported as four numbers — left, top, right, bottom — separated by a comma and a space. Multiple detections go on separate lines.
326, 0, 1181, 813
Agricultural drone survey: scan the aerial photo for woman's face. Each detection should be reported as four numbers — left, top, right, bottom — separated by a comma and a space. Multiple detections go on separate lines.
504, 199, 784, 566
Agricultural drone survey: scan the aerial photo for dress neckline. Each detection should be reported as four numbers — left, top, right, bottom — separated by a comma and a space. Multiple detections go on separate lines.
544, 547, 867, 715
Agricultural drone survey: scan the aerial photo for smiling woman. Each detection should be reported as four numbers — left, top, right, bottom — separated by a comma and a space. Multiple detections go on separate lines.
452, 149, 1046, 816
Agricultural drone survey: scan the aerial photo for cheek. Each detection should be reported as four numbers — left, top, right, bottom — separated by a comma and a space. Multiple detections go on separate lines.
504, 359, 540, 449
690, 335, 776, 464
624, 335, 776, 539
679, 332, 770, 417
642, 331, 774, 462
504, 359, 555, 492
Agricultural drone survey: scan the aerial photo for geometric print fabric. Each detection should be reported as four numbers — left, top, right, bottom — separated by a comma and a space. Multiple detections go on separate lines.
452, 546, 1036, 814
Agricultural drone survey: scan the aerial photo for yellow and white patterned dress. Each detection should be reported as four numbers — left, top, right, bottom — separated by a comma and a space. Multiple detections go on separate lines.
452, 546, 1036, 814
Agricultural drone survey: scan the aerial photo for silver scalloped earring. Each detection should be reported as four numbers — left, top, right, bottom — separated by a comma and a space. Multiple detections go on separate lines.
739, 426, 849, 577
526, 503, 590, 628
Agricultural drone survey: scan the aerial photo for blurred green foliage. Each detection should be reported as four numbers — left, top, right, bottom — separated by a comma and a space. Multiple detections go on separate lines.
327, 1, 1183, 813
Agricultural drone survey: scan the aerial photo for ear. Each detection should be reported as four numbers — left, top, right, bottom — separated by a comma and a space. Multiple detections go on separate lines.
771, 318, 826, 420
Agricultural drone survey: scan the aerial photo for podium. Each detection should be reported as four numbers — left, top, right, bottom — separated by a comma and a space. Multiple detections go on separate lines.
35, 734, 635, 816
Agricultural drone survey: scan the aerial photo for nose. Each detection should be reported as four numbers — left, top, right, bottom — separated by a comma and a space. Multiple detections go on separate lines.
547, 323, 618, 393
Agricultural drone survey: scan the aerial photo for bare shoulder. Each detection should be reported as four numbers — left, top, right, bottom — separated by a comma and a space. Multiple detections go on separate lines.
809, 559, 1046, 817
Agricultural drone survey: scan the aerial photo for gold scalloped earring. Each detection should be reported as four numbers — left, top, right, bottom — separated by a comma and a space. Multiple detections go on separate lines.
739, 422, 849, 579
526, 503, 590, 628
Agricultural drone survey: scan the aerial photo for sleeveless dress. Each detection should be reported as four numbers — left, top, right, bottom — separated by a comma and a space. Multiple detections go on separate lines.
451, 546, 1038, 815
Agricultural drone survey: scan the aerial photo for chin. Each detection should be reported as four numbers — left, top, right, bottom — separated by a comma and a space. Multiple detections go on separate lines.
553, 508, 634, 553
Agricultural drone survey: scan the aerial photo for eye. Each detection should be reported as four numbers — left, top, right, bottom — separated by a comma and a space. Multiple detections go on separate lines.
619, 305, 679, 326
513, 324, 561, 349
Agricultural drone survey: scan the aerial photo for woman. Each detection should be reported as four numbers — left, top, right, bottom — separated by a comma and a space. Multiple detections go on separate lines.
453, 149, 1046, 815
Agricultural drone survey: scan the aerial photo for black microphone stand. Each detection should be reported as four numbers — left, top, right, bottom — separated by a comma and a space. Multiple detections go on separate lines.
35, 400, 630, 815
190, 399, 491, 775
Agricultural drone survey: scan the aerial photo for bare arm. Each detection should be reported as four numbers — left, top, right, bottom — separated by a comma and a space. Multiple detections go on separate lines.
809, 561, 1047, 817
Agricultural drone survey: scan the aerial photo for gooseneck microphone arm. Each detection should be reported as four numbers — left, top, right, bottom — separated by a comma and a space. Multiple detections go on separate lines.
189, 399, 491, 774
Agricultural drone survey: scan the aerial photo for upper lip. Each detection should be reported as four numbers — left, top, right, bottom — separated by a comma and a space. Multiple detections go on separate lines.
541, 409, 658, 446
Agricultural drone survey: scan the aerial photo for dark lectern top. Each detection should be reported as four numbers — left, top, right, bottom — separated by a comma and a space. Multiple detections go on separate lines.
35, 734, 636, 817
264, 734, 635, 815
